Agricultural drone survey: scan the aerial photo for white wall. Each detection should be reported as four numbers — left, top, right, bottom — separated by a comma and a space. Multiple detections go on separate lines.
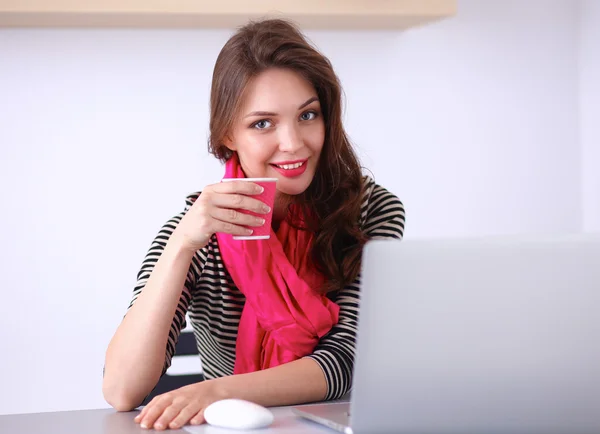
0, 0, 584, 415
580, 0, 600, 232
335, 0, 581, 238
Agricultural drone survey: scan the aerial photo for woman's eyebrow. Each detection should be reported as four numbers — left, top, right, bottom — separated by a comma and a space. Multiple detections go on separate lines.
244, 96, 319, 118
298, 96, 319, 110
244, 110, 277, 118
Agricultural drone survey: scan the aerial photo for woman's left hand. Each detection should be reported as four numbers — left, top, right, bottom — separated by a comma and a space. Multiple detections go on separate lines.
134, 380, 226, 430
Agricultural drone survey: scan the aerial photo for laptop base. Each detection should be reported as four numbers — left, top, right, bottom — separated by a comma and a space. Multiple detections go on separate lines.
292, 402, 352, 434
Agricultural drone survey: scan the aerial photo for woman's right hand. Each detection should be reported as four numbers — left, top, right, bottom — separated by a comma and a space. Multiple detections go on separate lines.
171, 181, 271, 252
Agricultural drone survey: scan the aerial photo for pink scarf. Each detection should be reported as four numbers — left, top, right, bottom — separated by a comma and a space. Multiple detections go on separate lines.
216, 154, 340, 374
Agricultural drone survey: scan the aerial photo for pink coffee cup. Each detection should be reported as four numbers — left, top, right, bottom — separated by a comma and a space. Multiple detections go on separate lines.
221, 177, 277, 240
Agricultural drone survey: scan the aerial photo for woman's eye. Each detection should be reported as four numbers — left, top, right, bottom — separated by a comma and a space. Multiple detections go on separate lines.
300, 111, 317, 121
253, 120, 272, 130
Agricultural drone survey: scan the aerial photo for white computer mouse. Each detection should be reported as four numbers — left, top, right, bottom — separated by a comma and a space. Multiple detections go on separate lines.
204, 398, 274, 430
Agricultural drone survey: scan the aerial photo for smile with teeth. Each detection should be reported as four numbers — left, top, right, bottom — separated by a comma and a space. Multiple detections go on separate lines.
274, 161, 305, 170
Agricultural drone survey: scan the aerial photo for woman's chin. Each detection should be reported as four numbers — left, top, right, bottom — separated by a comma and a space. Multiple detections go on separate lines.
272, 170, 315, 197
276, 180, 311, 197
276, 186, 307, 197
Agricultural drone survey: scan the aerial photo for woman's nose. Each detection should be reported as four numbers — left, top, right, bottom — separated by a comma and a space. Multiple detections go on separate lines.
278, 125, 303, 154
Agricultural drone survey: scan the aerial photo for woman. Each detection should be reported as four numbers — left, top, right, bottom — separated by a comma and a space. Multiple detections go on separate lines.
102, 18, 405, 430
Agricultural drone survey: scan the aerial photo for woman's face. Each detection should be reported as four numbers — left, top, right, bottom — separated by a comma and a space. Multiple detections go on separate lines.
227, 68, 325, 197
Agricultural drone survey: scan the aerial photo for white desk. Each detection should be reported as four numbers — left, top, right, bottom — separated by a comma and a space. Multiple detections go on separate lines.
0, 403, 341, 434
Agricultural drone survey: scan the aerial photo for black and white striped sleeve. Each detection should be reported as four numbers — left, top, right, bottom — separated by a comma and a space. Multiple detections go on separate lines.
306, 181, 405, 400
127, 194, 207, 376
362, 183, 406, 240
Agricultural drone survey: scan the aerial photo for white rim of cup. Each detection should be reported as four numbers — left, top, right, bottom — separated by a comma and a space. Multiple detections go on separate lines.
222, 178, 277, 182
233, 235, 271, 240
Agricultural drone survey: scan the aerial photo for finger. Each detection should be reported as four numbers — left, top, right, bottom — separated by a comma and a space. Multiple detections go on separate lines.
209, 207, 266, 228
189, 408, 206, 426
135, 394, 162, 422
213, 180, 264, 196
212, 220, 255, 237
134, 402, 154, 422
210, 192, 271, 215
168, 404, 202, 429
134, 403, 152, 423
139, 397, 171, 429
153, 403, 186, 431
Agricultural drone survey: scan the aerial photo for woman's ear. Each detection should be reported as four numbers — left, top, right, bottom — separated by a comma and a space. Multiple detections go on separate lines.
223, 135, 237, 151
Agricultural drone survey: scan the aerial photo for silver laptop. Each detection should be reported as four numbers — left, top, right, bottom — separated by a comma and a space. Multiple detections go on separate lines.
293, 234, 600, 434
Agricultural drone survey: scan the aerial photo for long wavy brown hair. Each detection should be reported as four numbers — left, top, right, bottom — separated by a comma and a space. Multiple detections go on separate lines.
208, 18, 367, 294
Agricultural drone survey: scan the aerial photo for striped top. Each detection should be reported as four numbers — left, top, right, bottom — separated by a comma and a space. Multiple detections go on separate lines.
128, 176, 405, 400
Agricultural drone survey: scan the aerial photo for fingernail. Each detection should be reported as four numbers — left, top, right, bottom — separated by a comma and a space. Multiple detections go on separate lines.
257, 218, 266, 225
140, 422, 148, 429
257, 186, 264, 193
246, 229, 254, 235
263, 205, 271, 213
155, 422, 164, 429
